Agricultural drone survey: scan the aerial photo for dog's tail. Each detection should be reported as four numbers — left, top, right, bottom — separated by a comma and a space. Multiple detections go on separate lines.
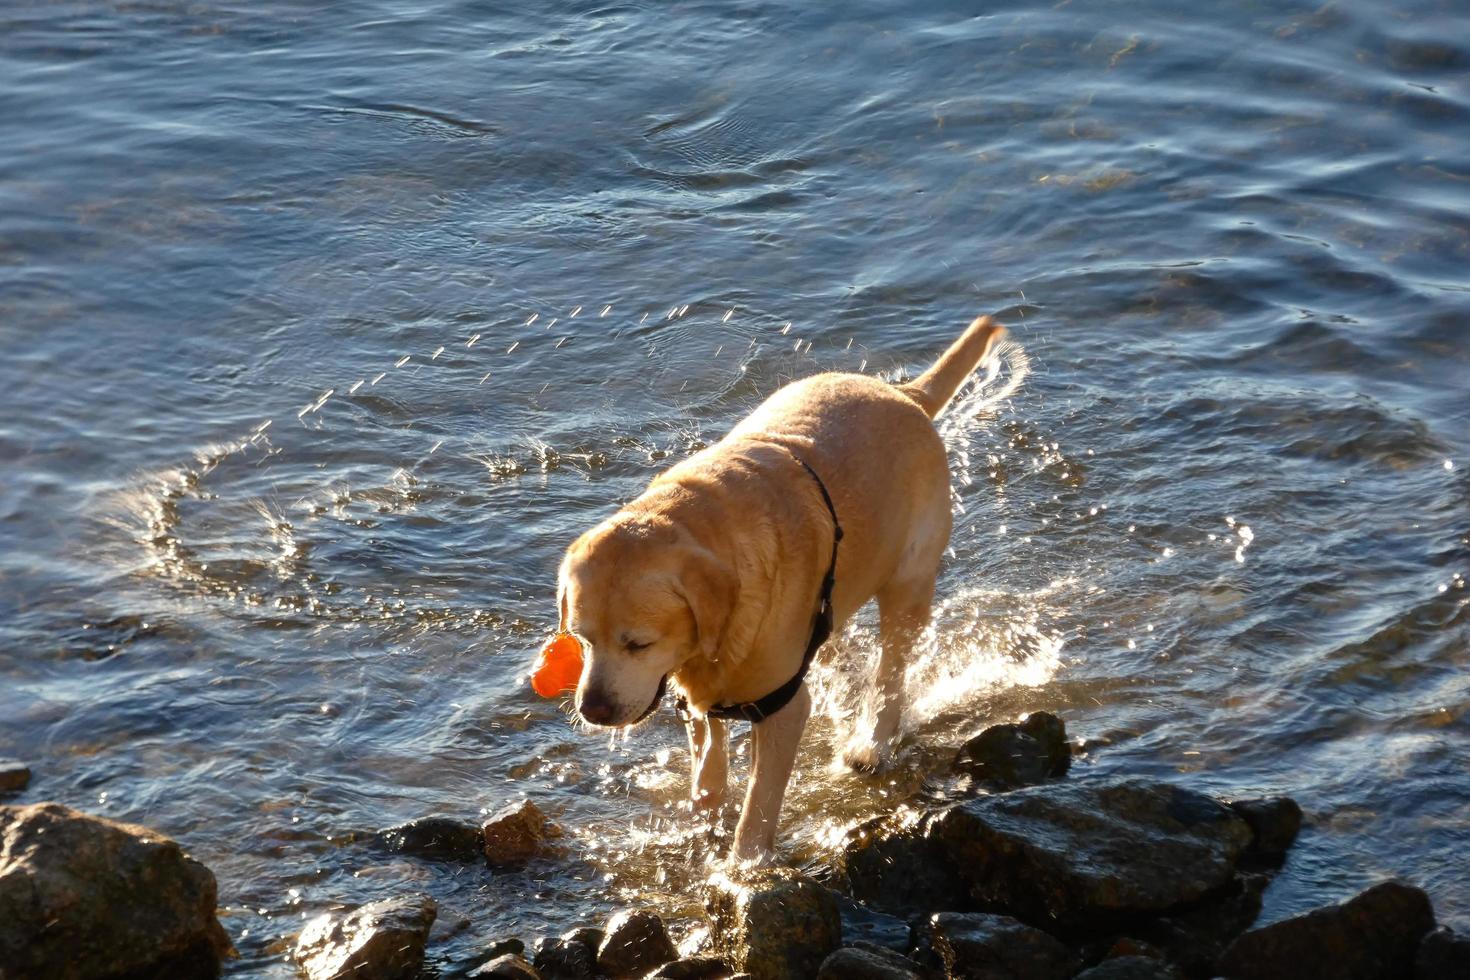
898, 315, 1007, 419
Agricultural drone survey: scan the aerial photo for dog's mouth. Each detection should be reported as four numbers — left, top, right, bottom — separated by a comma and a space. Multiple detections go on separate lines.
630, 674, 668, 726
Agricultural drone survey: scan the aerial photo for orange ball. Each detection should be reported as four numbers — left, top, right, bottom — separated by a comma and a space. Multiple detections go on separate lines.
531, 632, 583, 698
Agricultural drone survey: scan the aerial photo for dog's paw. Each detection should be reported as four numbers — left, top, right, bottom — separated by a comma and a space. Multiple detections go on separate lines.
839, 734, 891, 774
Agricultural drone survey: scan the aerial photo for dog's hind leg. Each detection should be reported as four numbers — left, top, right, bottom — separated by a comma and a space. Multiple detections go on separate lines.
841, 574, 936, 772
687, 714, 729, 815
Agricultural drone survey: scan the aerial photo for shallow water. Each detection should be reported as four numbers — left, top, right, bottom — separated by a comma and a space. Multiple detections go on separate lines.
2, 0, 1468, 972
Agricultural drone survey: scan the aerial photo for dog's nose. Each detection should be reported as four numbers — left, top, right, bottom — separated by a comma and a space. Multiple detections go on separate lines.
578, 690, 617, 727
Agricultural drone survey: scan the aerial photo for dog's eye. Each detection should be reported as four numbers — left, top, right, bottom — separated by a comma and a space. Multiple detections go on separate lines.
624, 639, 652, 653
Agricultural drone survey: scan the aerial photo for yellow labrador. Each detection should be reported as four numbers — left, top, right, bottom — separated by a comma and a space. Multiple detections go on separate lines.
556, 315, 1006, 860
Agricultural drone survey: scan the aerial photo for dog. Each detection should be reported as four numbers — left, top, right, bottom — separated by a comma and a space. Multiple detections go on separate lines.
555, 315, 1006, 860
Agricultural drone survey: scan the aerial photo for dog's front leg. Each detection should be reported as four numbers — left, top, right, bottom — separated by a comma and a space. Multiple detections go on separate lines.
729, 682, 811, 863
687, 714, 729, 815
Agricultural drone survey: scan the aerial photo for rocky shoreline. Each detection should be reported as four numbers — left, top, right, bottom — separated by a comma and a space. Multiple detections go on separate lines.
2, 719, 1466, 979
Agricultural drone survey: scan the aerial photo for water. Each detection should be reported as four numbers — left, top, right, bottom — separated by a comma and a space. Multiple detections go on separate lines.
2, 0, 1467, 972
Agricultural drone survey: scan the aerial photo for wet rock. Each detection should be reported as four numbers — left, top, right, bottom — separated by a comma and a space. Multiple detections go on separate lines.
374, 815, 483, 861
927, 912, 1077, 980
1136, 870, 1267, 974
952, 711, 1070, 788
646, 956, 736, 978
0, 802, 233, 979
838, 810, 968, 916
482, 799, 559, 868
929, 779, 1253, 927
469, 952, 542, 979
0, 758, 30, 794
596, 909, 678, 977
816, 944, 924, 979
294, 893, 437, 980
707, 866, 842, 980
1227, 797, 1302, 858
1074, 955, 1182, 979
1216, 880, 1435, 980
1415, 925, 1470, 978
532, 934, 595, 979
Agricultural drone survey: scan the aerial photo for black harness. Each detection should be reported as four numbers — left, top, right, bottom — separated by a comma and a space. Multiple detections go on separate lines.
670, 450, 843, 725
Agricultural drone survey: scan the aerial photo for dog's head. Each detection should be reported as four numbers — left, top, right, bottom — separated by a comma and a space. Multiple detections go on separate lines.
557, 515, 733, 727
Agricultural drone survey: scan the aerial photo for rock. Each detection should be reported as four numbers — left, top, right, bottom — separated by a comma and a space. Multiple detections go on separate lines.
952, 711, 1070, 788
838, 810, 969, 916
707, 867, 842, 980
596, 909, 678, 977
1227, 797, 1302, 857
295, 893, 437, 980
0, 758, 30, 794
482, 799, 559, 868
1416, 926, 1470, 978
469, 953, 542, 979
927, 912, 1077, 980
1217, 880, 1435, 980
0, 802, 233, 979
816, 944, 925, 979
374, 816, 483, 861
532, 934, 595, 979
647, 957, 736, 978
1074, 955, 1182, 979
1136, 871, 1267, 974
929, 779, 1254, 927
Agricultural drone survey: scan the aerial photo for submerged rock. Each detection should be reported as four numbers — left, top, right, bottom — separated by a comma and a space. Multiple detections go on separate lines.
816, 944, 925, 979
0, 802, 233, 979
952, 711, 1071, 788
0, 758, 30, 794
927, 912, 1077, 980
1216, 880, 1435, 980
596, 909, 678, 978
482, 799, 560, 868
294, 893, 437, 980
1227, 797, 1302, 858
930, 779, 1254, 926
1415, 925, 1470, 978
469, 952, 542, 979
707, 867, 842, 980
1074, 955, 1182, 979
374, 816, 483, 861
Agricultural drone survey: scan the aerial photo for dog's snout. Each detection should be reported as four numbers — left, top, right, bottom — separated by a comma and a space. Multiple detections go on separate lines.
578, 689, 617, 726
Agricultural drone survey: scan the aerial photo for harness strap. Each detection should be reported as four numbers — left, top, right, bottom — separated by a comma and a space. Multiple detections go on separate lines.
674, 448, 842, 724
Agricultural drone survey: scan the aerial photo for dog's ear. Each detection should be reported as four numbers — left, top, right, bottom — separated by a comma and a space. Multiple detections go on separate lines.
675, 543, 735, 661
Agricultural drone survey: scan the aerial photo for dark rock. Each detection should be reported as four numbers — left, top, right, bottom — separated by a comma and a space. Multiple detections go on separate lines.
1416, 926, 1470, 978
295, 893, 437, 980
647, 956, 736, 979
952, 711, 1070, 788
835, 895, 913, 953
597, 909, 678, 978
927, 912, 1077, 980
532, 935, 595, 979
1074, 955, 1182, 979
0, 802, 234, 979
473, 937, 527, 962
838, 811, 969, 916
0, 758, 30, 794
1217, 880, 1435, 980
482, 799, 560, 868
1102, 938, 1165, 960
374, 816, 483, 861
816, 944, 924, 979
1137, 871, 1267, 974
562, 925, 604, 951
1227, 797, 1302, 857
929, 779, 1254, 927
707, 867, 842, 980
469, 953, 542, 979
